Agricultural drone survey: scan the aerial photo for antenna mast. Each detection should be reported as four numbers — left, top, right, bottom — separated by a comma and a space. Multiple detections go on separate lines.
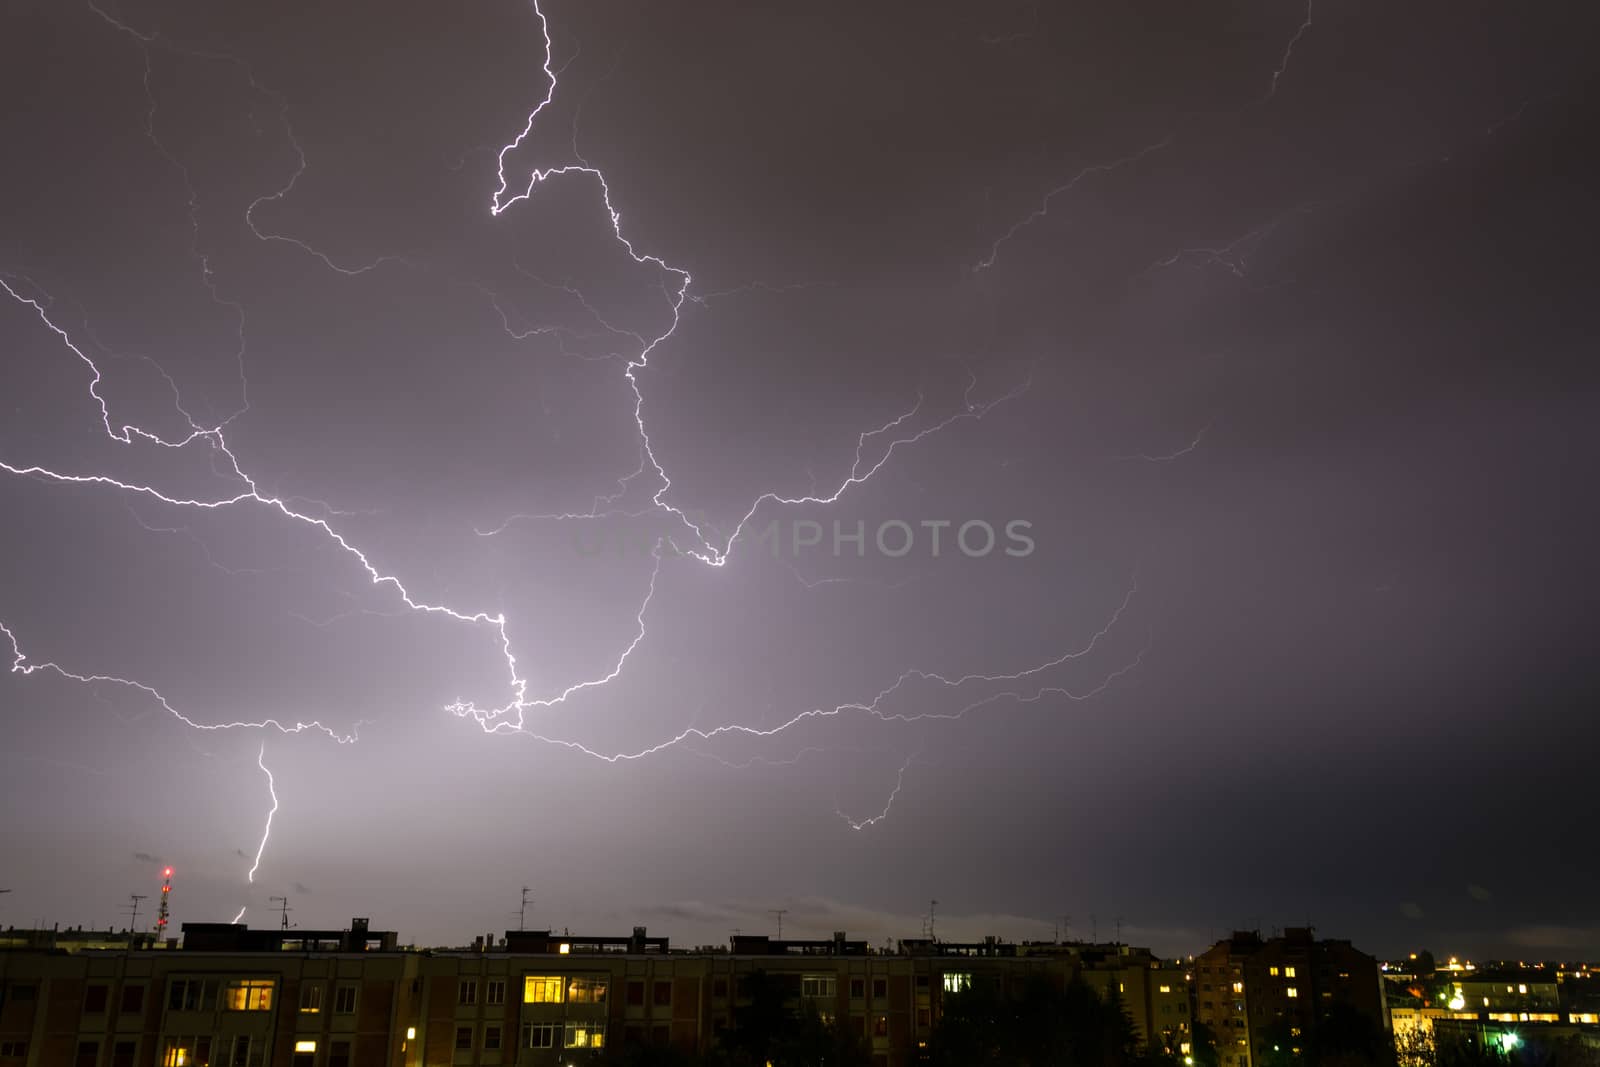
125, 894, 147, 932
154, 868, 173, 938
269, 896, 292, 931
769, 909, 788, 939
520, 886, 532, 932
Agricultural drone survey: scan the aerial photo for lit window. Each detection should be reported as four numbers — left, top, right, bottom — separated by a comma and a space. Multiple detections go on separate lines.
299, 984, 323, 1014
223, 979, 274, 1011
564, 1021, 605, 1049
1286, 988, 1298, 999
568, 977, 608, 1004
1160, 986, 1173, 994
801, 975, 837, 998
1269, 967, 1279, 977
943, 973, 972, 993
1518, 985, 1528, 995
1233, 982, 1244, 994
523, 976, 564, 1003
294, 1041, 317, 1054
559, 943, 571, 955
1284, 967, 1296, 978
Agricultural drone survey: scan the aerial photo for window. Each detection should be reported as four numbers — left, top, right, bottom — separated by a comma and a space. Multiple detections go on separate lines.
568, 977, 608, 1004
713, 978, 728, 999
653, 981, 672, 1007
1233, 982, 1244, 994
627, 981, 645, 1006
170, 979, 217, 1013
1286, 988, 1299, 999
292, 1040, 316, 1067
223, 979, 274, 1011
651, 1025, 669, 1045
524, 976, 563, 1003
523, 1023, 557, 1049
916, 1007, 931, 1027
801, 975, 836, 998
486, 978, 506, 1005
943, 973, 972, 993
112, 1042, 136, 1067
328, 1041, 352, 1067
872, 977, 887, 999
1284, 967, 1296, 978
334, 985, 357, 1014
1269, 967, 1279, 977
850, 978, 865, 1000
1160, 985, 1173, 994
485, 1026, 502, 1051
227, 1035, 264, 1067
455, 1026, 474, 1051
85, 984, 109, 1013
120, 985, 146, 1014
564, 1021, 605, 1049
300, 983, 323, 1014
874, 1015, 889, 1037
0, 1043, 27, 1059
6, 985, 35, 1002
916, 976, 929, 989
459, 978, 478, 1005
161, 1038, 212, 1066
76, 1041, 100, 1067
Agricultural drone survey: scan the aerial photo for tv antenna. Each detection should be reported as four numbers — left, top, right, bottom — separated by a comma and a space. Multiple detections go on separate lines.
268, 896, 293, 931
927, 899, 939, 942
125, 894, 147, 931
769, 909, 788, 939
519, 887, 532, 932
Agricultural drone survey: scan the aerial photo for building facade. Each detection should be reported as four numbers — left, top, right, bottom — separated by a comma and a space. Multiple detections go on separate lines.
0, 922, 1192, 1067
1194, 928, 1389, 1067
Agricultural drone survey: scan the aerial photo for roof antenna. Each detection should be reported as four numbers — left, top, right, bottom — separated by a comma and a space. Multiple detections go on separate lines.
269, 895, 293, 931
519, 886, 532, 932
769, 909, 788, 939
124, 894, 147, 932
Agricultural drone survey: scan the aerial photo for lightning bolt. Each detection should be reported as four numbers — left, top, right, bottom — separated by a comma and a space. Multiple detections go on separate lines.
836, 754, 917, 831
1264, 0, 1314, 104
0, 0, 1152, 922
245, 744, 278, 885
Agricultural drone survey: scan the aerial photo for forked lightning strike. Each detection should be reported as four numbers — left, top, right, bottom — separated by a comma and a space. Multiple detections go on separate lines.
1, 0, 1148, 907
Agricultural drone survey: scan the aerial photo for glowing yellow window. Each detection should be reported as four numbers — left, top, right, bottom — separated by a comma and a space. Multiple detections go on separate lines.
568, 977, 608, 1004
1284, 967, 1296, 978
524, 976, 564, 1003
223, 979, 274, 1011
1286, 988, 1298, 998
1160, 986, 1172, 994
294, 1041, 317, 1053
564, 1021, 605, 1049
1269, 967, 1279, 976
1233, 982, 1244, 994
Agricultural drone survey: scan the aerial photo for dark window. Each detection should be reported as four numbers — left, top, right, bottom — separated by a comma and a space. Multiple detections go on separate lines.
292, 1054, 314, 1067
119, 985, 144, 1014
625, 1025, 645, 1044
651, 1025, 669, 1044
653, 981, 672, 1006
455, 1026, 473, 1051
0, 1042, 28, 1058
916, 976, 929, 989
84, 985, 109, 1013
485, 1026, 502, 1051
459, 979, 477, 1005
627, 980, 645, 1006
334, 985, 357, 1014
713, 978, 728, 999
328, 1041, 352, 1067
850, 978, 865, 999
486, 979, 505, 1005
916, 1007, 931, 1027
76, 1040, 99, 1067
872, 977, 887, 999
111, 1042, 136, 1067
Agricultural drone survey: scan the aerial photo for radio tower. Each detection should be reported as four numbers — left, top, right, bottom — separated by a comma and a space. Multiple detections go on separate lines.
154, 868, 173, 939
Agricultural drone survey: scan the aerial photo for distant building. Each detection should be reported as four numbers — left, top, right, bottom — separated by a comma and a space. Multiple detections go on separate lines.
1194, 928, 1388, 1067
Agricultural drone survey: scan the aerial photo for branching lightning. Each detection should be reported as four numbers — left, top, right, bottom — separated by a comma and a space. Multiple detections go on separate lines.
0, 0, 1154, 923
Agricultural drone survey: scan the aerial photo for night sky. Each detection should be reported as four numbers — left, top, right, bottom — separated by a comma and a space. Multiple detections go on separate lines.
3, 0, 1598, 958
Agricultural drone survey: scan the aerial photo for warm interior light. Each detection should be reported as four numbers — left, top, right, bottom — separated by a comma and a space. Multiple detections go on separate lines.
559, 942, 571, 954
294, 1041, 316, 1053
406, 1027, 416, 1040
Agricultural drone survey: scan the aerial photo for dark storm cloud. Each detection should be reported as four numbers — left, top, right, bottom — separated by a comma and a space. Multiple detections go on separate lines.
2, 0, 1598, 958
